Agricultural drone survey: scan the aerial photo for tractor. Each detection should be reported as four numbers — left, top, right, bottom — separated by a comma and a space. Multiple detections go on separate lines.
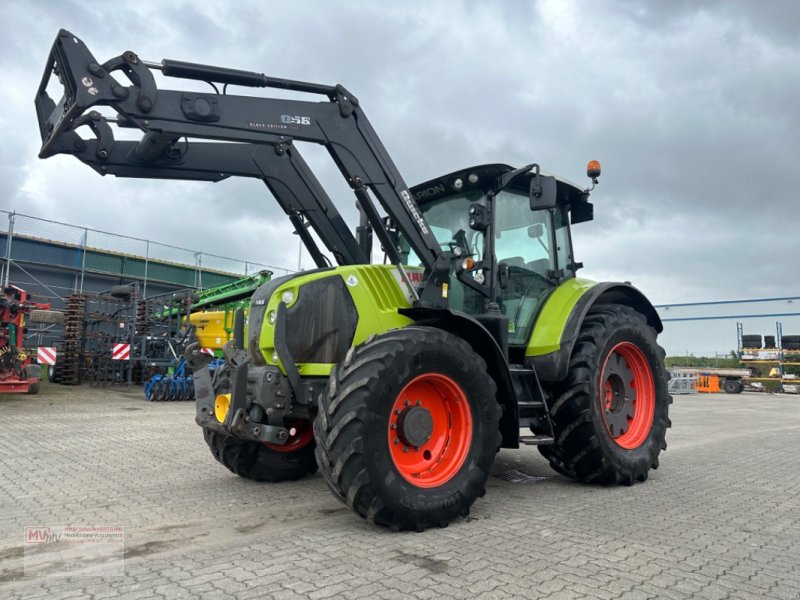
35, 30, 671, 531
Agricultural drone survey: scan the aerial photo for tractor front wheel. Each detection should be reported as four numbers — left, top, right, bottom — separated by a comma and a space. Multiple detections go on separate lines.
203, 425, 318, 483
314, 327, 500, 531
540, 305, 671, 484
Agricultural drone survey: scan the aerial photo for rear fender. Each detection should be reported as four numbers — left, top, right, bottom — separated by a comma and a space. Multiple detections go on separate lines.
398, 307, 519, 448
528, 282, 662, 382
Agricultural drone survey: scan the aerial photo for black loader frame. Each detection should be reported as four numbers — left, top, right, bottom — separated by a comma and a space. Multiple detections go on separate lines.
35, 29, 553, 446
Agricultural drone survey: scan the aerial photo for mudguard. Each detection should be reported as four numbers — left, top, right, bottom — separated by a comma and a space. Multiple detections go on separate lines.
527, 281, 662, 382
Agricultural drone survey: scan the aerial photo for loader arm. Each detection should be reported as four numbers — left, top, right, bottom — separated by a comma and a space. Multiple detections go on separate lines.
58, 135, 367, 268
35, 29, 450, 303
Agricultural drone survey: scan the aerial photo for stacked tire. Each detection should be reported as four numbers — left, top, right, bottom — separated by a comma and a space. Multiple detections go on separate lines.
764, 335, 776, 349
782, 336, 800, 351
742, 334, 762, 349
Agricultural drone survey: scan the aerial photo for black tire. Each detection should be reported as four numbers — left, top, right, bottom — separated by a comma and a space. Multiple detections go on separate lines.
735, 381, 745, 394
28, 310, 64, 325
313, 327, 500, 531
203, 428, 318, 482
781, 337, 800, 350
24, 364, 42, 395
764, 336, 776, 349
723, 379, 740, 394
742, 334, 762, 349
539, 305, 671, 485
109, 285, 134, 299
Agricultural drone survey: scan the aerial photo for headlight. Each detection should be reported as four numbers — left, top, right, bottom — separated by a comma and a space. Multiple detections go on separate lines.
280, 290, 295, 304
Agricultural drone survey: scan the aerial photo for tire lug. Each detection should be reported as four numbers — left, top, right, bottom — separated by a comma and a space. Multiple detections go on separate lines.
404, 399, 410, 407
391, 423, 397, 430
394, 437, 399, 444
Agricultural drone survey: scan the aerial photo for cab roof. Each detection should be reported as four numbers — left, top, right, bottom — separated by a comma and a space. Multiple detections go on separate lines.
409, 163, 586, 207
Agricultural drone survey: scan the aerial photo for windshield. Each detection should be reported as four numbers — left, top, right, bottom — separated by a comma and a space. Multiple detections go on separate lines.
398, 191, 485, 267
398, 189, 559, 344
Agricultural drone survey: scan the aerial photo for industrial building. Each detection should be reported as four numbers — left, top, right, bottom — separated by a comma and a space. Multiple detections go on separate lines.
655, 297, 800, 357
1, 210, 286, 301
1, 209, 287, 348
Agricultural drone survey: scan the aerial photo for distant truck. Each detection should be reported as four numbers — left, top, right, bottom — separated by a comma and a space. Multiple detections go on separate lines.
672, 367, 750, 394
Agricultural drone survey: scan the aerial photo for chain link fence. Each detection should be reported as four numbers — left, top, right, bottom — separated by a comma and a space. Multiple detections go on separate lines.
1, 209, 293, 296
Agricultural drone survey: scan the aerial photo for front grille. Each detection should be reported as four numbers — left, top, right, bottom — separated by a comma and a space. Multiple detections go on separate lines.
285, 276, 357, 364
359, 268, 402, 312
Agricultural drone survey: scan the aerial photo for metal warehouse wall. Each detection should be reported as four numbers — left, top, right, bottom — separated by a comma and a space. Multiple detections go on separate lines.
5, 261, 182, 349
655, 297, 800, 357
1, 210, 289, 350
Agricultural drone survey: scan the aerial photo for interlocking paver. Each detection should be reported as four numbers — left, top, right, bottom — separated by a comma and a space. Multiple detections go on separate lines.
1, 385, 799, 599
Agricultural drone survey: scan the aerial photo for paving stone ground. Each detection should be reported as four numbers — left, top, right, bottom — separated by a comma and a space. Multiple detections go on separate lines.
1, 383, 798, 599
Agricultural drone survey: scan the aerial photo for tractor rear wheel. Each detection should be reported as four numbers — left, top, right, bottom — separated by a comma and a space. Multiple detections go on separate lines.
314, 327, 499, 531
539, 305, 671, 485
203, 425, 317, 483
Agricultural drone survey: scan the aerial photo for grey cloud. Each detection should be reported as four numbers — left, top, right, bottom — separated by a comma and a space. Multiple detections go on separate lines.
1, 0, 797, 303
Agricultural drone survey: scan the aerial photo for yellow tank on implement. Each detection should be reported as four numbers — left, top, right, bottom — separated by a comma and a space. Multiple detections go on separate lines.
189, 309, 248, 354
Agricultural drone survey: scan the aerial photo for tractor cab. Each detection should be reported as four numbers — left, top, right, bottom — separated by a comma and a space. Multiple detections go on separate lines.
401, 164, 595, 345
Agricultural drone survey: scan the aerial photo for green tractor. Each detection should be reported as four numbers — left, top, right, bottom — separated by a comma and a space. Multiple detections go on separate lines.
36, 30, 671, 531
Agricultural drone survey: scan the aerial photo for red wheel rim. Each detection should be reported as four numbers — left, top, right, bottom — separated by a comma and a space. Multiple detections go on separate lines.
599, 341, 655, 449
388, 373, 472, 488
264, 420, 314, 453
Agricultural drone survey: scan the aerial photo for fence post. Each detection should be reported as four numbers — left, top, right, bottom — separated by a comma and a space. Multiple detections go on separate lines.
3, 211, 14, 287
195, 252, 203, 290
79, 228, 88, 293
143, 241, 150, 298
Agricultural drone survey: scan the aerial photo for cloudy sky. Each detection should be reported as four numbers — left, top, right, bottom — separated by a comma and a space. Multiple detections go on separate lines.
1, 0, 797, 303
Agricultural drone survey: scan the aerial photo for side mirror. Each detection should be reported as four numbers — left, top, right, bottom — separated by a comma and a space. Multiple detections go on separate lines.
529, 174, 557, 210
527, 223, 543, 239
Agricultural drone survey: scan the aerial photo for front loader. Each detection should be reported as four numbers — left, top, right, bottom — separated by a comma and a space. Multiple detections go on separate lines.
35, 30, 671, 531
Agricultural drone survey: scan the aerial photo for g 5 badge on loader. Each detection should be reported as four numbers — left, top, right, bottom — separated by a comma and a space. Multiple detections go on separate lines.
36, 30, 671, 531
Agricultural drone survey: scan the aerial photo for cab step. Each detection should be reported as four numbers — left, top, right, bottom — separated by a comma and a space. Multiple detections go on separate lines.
519, 435, 554, 446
